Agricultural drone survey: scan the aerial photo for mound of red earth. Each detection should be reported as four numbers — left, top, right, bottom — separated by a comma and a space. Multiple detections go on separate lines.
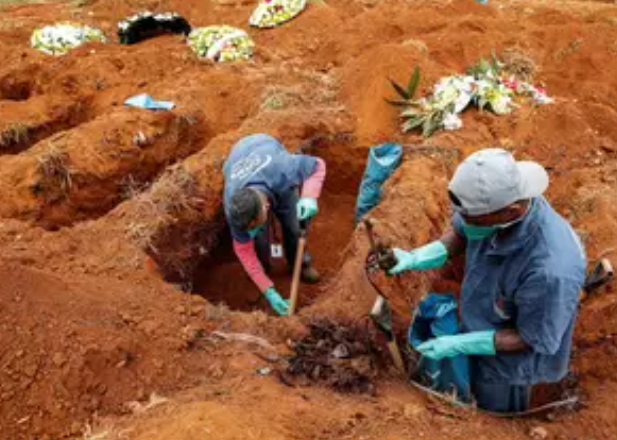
1, 0, 617, 439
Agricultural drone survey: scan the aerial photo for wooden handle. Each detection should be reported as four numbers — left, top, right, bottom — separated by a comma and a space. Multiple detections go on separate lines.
387, 340, 406, 375
288, 237, 306, 315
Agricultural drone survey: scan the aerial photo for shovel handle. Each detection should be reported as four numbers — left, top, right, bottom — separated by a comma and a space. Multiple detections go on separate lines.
387, 340, 407, 374
289, 236, 307, 315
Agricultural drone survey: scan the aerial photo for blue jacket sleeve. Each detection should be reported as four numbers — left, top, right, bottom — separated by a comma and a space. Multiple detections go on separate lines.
514, 270, 582, 355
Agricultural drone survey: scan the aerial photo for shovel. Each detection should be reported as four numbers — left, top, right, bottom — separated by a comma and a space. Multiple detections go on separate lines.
370, 295, 406, 374
584, 258, 614, 295
289, 220, 308, 315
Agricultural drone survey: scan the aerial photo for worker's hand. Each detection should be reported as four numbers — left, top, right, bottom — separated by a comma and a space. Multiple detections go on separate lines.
297, 197, 318, 221
416, 331, 496, 360
263, 287, 289, 316
388, 241, 449, 275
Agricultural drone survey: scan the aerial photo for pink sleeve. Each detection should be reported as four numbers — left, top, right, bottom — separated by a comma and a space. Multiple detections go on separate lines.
233, 239, 273, 293
301, 157, 326, 199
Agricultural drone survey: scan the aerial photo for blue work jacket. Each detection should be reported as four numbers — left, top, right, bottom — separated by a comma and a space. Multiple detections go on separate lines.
223, 134, 317, 243
453, 197, 586, 385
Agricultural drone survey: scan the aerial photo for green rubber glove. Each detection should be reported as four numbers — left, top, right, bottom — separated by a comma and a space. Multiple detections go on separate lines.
388, 241, 449, 275
264, 287, 289, 316
296, 197, 318, 221
416, 331, 496, 360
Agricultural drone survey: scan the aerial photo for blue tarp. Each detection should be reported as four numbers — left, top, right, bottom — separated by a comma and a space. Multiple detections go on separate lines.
354, 142, 402, 223
409, 294, 471, 403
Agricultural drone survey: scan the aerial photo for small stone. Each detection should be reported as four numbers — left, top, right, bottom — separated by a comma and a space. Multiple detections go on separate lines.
403, 403, 423, 419
52, 352, 66, 367
139, 319, 157, 335
189, 304, 205, 316
23, 363, 38, 378
529, 426, 548, 440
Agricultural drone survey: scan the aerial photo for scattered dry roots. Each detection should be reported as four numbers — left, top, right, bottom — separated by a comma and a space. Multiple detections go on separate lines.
501, 47, 538, 81
0, 122, 30, 149
282, 319, 380, 394
32, 147, 73, 202
126, 164, 203, 254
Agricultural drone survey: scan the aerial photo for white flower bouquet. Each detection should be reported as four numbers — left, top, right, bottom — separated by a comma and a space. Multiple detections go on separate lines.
188, 26, 255, 62
31, 22, 106, 56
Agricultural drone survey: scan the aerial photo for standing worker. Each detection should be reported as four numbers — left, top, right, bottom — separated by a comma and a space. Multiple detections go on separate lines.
390, 148, 586, 413
223, 134, 326, 316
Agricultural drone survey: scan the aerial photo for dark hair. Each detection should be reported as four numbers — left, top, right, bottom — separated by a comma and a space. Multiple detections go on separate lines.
229, 188, 261, 231
448, 190, 463, 208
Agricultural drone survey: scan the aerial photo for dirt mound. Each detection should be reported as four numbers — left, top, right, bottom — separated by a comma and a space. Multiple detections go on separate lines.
0, 261, 212, 438
308, 148, 458, 326
283, 319, 380, 394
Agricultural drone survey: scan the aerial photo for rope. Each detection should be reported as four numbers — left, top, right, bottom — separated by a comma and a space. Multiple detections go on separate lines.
407, 379, 579, 418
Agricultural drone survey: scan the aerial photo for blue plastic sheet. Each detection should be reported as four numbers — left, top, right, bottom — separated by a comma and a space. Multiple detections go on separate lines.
409, 294, 471, 403
354, 142, 402, 222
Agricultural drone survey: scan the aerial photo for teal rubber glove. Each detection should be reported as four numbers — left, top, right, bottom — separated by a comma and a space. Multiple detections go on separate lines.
297, 197, 318, 221
388, 241, 448, 275
416, 331, 496, 360
264, 287, 289, 316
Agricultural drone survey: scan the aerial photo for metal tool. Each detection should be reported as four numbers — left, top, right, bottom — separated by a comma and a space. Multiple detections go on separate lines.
363, 218, 397, 273
362, 218, 405, 373
289, 220, 308, 315
583, 258, 614, 294
370, 295, 406, 373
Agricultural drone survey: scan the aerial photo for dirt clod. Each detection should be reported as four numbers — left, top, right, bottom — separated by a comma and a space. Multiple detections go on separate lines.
283, 319, 379, 394
529, 426, 549, 440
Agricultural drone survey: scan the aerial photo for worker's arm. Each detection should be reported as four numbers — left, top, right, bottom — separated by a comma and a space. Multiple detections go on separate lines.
388, 229, 466, 275
301, 157, 326, 199
494, 329, 530, 352
233, 239, 273, 292
439, 229, 466, 259
297, 157, 326, 221
233, 239, 289, 316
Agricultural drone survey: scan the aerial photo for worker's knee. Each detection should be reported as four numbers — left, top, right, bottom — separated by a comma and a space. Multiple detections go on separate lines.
472, 381, 531, 413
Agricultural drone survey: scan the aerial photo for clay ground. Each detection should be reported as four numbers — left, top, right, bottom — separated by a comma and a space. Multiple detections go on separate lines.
1, 0, 617, 438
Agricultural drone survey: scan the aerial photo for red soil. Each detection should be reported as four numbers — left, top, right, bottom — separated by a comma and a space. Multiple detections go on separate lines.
1, 0, 617, 439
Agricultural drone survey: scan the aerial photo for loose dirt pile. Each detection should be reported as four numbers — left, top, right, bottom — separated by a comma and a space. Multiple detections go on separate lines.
283, 319, 380, 394
2, 0, 617, 439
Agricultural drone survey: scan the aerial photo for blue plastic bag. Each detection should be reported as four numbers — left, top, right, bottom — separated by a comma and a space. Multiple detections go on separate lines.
125, 93, 175, 110
354, 142, 402, 222
409, 294, 471, 403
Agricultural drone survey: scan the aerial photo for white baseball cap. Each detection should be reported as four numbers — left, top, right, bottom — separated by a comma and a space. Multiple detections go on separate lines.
448, 148, 549, 216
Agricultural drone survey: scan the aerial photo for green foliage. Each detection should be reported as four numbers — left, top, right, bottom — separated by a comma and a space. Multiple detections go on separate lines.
385, 66, 420, 103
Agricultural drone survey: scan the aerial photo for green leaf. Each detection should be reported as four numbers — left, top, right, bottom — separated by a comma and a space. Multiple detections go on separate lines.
384, 98, 411, 107
406, 66, 420, 99
490, 50, 501, 74
402, 116, 425, 132
422, 111, 444, 138
422, 113, 435, 137
388, 78, 410, 100
401, 107, 422, 117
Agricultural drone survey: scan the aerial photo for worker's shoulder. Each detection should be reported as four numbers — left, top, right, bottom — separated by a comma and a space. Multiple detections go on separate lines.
231, 133, 284, 153
528, 199, 586, 277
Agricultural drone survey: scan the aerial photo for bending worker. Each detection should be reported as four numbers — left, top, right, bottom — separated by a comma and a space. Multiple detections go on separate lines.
390, 148, 586, 413
223, 134, 326, 316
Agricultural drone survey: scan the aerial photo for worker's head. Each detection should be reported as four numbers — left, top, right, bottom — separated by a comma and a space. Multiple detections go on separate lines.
228, 187, 269, 238
448, 148, 549, 240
